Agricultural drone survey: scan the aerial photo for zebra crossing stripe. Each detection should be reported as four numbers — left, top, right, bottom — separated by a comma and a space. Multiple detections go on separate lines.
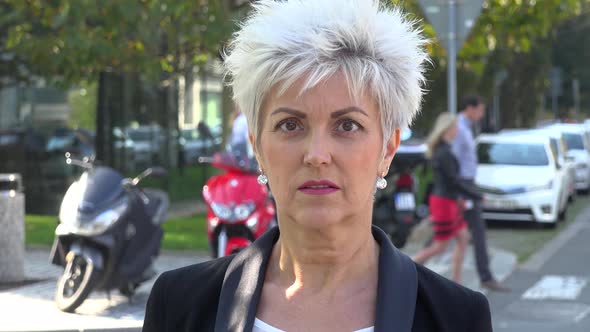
522, 275, 588, 300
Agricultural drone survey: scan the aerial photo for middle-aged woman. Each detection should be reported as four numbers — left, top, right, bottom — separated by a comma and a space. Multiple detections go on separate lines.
412, 113, 483, 285
143, 1, 492, 331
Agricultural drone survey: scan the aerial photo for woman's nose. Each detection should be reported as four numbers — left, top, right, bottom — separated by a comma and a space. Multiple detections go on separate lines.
303, 132, 332, 167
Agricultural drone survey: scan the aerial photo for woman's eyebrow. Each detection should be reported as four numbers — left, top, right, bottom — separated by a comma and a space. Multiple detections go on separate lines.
270, 107, 307, 118
331, 107, 368, 118
270, 106, 368, 118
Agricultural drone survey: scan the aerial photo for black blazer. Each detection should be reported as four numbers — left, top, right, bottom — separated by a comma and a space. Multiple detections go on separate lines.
431, 142, 482, 200
143, 226, 492, 332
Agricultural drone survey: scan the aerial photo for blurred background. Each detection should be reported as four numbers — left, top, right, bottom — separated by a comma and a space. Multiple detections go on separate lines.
0, 0, 588, 214
1, 1, 590, 330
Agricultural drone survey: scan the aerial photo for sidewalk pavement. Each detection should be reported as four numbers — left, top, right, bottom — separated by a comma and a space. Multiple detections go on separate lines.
0, 220, 517, 332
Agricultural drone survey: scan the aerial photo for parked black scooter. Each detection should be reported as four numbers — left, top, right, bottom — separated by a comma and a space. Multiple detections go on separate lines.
49, 153, 169, 312
372, 130, 429, 248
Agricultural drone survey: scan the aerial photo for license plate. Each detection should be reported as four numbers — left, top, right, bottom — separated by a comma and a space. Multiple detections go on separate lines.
395, 193, 416, 210
484, 199, 517, 209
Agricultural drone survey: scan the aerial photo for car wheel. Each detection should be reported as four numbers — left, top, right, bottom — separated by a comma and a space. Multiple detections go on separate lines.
540, 222, 557, 229
558, 208, 567, 222
568, 190, 576, 203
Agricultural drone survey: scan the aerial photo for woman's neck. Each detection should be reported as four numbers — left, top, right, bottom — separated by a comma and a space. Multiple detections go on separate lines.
267, 220, 379, 298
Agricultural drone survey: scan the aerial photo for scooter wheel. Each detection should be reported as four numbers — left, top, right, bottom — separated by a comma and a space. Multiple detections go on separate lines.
55, 255, 100, 312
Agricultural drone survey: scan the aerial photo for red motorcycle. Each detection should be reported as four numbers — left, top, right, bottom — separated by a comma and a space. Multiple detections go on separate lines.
200, 147, 276, 258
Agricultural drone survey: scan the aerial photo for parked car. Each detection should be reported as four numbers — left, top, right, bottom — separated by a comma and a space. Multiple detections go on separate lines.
181, 127, 222, 165
545, 124, 590, 193
126, 125, 164, 167
500, 128, 577, 204
45, 127, 95, 160
476, 133, 568, 227
0, 127, 48, 213
112, 127, 136, 172
533, 128, 577, 203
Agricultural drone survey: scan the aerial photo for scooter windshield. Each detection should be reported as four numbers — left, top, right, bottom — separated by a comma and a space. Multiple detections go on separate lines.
219, 142, 259, 174
78, 166, 125, 214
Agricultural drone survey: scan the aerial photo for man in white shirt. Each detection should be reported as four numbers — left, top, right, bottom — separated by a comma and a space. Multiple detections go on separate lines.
452, 95, 509, 292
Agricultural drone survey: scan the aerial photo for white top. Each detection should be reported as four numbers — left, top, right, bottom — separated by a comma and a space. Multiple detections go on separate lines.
253, 318, 374, 332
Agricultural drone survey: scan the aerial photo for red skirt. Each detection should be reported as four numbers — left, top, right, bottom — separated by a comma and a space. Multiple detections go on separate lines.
429, 195, 466, 241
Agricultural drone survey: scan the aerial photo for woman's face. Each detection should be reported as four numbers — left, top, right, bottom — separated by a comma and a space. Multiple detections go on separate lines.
252, 72, 400, 229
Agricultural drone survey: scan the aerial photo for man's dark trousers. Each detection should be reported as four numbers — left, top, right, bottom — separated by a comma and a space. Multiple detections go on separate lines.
461, 179, 493, 283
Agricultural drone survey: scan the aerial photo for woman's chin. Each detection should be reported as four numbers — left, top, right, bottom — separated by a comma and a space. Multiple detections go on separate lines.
289, 208, 346, 229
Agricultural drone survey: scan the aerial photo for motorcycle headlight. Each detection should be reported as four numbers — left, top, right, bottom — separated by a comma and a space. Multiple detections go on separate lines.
246, 217, 258, 230
211, 202, 232, 220
92, 200, 128, 233
527, 180, 553, 192
234, 203, 255, 221
78, 198, 129, 236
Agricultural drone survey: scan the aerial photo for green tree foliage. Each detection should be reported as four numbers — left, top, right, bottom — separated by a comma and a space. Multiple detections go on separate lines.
1, 0, 587, 132
67, 81, 97, 130
392, 0, 583, 130
1, 0, 237, 84
552, 4, 590, 117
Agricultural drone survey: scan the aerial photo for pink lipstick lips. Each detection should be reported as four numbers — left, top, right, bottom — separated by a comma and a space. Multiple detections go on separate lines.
298, 180, 340, 195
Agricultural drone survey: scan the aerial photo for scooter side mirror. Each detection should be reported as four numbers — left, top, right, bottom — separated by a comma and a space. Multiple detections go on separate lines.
131, 167, 168, 186
121, 178, 134, 189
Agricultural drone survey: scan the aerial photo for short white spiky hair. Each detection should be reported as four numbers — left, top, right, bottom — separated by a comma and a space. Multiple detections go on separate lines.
224, 0, 429, 149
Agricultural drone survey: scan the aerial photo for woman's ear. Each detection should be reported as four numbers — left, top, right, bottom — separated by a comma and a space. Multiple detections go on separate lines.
380, 129, 401, 175
249, 133, 264, 170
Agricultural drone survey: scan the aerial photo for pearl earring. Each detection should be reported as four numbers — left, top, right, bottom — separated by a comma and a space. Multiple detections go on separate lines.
257, 170, 268, 185
376, 177, 387, 190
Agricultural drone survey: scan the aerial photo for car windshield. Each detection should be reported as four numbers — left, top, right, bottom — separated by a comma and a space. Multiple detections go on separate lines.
128, 130, 154, 142
46, 135, 75, 151
182, 129, 200, 140
563, 133, 585, 150
477, 142, 549, 166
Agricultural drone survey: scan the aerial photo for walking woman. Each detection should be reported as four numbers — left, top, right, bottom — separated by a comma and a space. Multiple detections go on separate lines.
412, 113, 483, 284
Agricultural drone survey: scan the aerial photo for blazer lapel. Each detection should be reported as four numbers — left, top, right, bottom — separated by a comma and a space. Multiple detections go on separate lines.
373, 225, 418, 332
214, 227, 279, 332
214, 226, 418, 332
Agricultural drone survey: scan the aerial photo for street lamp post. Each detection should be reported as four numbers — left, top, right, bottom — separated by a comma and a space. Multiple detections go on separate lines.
418, 0, 484, 115
447, 0, 457, 114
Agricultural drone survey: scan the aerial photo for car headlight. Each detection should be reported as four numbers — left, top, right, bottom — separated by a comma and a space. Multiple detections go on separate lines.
527, 180, 553, 192
211, 202, 232, 220
234, 203, 255, 220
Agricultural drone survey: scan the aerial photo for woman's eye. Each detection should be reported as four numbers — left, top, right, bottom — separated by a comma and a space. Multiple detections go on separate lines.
278, 119, 302, 132
337, 120, 361, 132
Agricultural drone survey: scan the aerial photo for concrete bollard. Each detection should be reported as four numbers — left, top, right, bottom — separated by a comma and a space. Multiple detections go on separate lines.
0, 173, 25, 283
